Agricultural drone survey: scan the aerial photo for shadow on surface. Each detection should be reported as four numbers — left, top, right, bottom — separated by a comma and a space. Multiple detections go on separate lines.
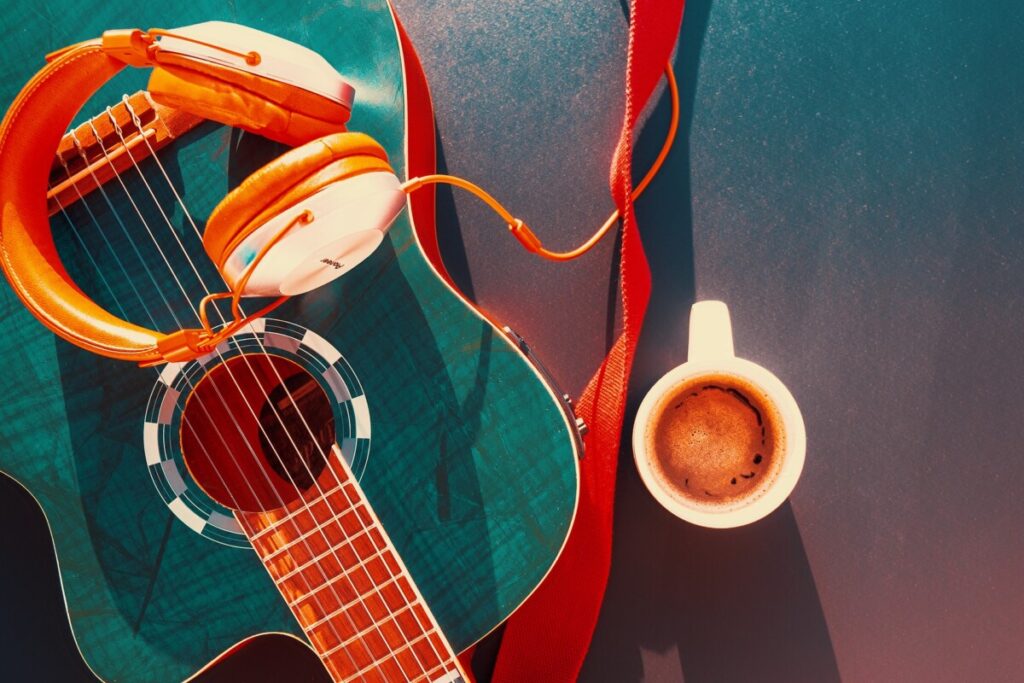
195, 634, 330, 683
665, 501, 838, 683
581, 1, 841, 681
587, 469, 841, 682
433, 129, 477, 300
0, 473, 98, 682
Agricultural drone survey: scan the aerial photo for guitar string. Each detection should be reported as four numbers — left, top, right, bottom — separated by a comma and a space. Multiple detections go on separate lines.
124, 100, 452, 679
56, 147, 280, 534
124, 98, 452, 681
54, 159, 294, 570
56, 144, 366, 682
125, 100, 453, 680
83, 119, 376, 682
59, 138, 284, 532
69, 128, 367, 680
60, 137, 295, 532
113, 105, 445, 683
99, 107, 423, 681
103, 108, 423, 683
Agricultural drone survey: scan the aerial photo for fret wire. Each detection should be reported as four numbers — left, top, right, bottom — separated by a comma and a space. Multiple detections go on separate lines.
264, 503, 371, 562
333, 470, 457, 668
237, 459, 426, 680
340, 630, 438, 681
137, 100, 453, 681
415, 661, 461, 683
248, 451, 438, 676
312, 600, 417, 644
116, 106, 396, 682
128, 100, 419, 681
284, 539, 390, 607
250, 483, 347, 541
237, 461, 429, 679
292, 570, 402, 611
56, 131, 363, 677
275, 536, 388, 585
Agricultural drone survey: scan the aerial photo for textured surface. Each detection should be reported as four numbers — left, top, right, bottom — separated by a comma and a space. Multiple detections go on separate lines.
393, 2, 1024, 682
0, 1, 577, 681
2, 0, 1024, 681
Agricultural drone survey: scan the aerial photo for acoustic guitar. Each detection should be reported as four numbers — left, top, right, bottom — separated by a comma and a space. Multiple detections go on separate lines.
0, 1, 580, 681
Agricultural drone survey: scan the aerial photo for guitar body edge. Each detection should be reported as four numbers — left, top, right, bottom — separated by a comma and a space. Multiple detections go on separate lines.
0, 1, 581, 681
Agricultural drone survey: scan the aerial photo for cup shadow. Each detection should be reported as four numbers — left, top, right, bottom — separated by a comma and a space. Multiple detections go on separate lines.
589, 470, 843, 682
580, 0, 841, 680
584, 461, 842, 682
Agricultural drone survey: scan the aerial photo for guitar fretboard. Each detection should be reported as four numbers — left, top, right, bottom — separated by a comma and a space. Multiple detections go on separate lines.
236, 445, 465, 683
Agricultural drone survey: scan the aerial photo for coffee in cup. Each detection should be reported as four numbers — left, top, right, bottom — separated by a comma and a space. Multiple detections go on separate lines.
633, 301, 805, 527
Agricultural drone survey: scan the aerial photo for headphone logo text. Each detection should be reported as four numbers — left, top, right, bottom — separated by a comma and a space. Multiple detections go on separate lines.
320, 258, 345, 270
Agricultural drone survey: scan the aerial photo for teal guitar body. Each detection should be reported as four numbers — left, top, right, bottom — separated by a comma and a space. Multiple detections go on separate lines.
0, 1, 579, 680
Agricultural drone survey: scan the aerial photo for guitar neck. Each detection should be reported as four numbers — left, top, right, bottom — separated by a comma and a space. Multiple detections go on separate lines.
236, 445, 466, 683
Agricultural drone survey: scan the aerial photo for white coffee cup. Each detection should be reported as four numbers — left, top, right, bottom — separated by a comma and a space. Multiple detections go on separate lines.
632, 301, 806, 528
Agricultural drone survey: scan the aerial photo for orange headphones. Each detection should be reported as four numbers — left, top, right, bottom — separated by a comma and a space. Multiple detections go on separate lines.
0, 21, 677, 366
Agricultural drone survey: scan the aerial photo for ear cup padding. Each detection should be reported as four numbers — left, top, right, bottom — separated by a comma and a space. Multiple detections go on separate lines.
203, 132, 394, 266
148, 60, 351, 146
207, 155, 394, 268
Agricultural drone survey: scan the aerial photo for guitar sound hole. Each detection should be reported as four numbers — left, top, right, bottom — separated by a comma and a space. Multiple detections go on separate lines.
180, 354, 336, 513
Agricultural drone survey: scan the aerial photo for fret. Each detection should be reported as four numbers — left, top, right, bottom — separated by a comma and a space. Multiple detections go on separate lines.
307, 601, 391, 663
303, 577, 424, 650
262, 503, 371, 561
266, 511, 374, 581
419, 663, 463, 683
248, 483, 345, 540
423, 669, 464, 683
268, 508, 380, 579
300, 576, 408, 630
240, 449, 464, 682
423, 633, 459, 678
322, 656, 403, 683
281, 544, 406, 610
289, 567, 399, 608
293, 570, 418, 647
273, 530, 386, 584
294, 553, 443, 678
288, 548, 395, 630
342, 628, 449, 682
320, 602, 419, 653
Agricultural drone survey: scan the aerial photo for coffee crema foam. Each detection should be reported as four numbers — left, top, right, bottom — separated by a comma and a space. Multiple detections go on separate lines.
644, 372, 786, 511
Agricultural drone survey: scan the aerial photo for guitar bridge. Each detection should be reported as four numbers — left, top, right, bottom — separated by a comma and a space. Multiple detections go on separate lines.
47, 91, 203, 215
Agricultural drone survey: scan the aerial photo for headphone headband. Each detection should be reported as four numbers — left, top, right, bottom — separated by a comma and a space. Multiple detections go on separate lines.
0, 43, 166, 361
0, 24, 359, 364
150, 22, 355, 111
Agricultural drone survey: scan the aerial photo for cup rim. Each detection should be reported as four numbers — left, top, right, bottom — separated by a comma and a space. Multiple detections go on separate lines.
632, 357, 806, 528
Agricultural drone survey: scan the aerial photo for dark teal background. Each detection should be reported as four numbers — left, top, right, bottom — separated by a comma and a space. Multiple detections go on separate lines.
3, 0, 1023, 681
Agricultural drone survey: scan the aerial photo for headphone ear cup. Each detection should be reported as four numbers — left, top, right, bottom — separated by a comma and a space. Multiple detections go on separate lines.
205, 132, 406, 296
148, 63, 350, 146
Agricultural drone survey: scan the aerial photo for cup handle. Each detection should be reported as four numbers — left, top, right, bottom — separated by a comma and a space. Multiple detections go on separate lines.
688, 300, 735, 363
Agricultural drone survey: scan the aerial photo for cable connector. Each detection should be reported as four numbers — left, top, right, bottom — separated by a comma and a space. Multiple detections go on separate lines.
402, 177, 427, 193
152, 328, 211, 364
508, 219, 542, 254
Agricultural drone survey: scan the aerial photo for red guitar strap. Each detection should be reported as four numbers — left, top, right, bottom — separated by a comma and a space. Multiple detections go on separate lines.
393, 0, 685, 678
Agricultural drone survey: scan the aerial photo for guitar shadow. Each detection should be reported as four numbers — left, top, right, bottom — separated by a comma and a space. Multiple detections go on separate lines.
225, 131, 504, 641
49, 123, 504, 672
580, 1, 842, 681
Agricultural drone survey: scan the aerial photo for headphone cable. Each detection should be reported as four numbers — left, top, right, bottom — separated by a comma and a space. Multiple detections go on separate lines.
401, 61, 679, 262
